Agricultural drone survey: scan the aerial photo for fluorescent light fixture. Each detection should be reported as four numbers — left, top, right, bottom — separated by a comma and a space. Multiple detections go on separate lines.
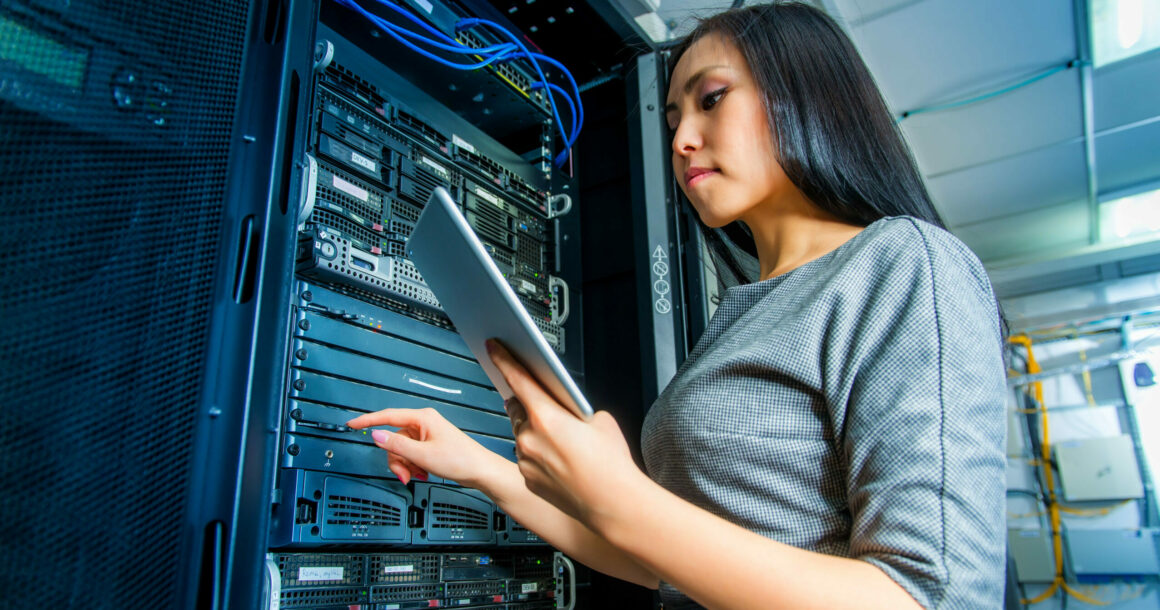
1090, 0, 1160, 67
1100, 187, 1160, 242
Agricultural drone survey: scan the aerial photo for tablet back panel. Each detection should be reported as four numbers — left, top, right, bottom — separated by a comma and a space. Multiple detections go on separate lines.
408, 188, 593, 419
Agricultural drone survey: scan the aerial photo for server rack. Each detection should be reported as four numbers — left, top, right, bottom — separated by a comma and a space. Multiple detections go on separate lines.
260, 1, 592, 608
1, 0, 708, 607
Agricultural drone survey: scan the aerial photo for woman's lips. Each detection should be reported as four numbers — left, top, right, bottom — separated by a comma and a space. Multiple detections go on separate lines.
685, 167, 718, 187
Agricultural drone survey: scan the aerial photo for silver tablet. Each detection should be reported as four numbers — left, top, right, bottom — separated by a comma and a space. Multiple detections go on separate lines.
408, 187, 594, 420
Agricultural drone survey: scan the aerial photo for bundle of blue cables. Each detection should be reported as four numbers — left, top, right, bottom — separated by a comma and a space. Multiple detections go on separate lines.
332, 0, 584, 168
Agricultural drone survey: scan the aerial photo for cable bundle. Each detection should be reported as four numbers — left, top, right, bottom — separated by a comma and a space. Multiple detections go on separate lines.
333, 0, 584, 168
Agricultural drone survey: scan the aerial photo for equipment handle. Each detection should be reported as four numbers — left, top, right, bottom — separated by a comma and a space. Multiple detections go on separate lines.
554, 552, 577, 610
549, 276, 570, 325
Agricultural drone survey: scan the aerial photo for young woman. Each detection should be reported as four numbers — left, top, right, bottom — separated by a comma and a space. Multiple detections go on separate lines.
349, 4, 1007, 608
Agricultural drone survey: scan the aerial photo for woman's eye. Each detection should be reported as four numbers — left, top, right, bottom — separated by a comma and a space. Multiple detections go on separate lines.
701, 88, 726, 111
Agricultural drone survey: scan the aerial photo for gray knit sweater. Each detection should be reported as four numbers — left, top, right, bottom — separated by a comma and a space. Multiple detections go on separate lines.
641, 217, 1006, 609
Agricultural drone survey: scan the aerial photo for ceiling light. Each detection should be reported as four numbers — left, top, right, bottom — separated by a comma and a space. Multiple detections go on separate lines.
1101, 187, 1160, 242
1118, 0, 1144, 48
1090, 0, 1160, 67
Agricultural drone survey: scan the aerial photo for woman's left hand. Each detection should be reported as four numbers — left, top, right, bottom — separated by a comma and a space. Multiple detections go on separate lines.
486, 339, 647, 530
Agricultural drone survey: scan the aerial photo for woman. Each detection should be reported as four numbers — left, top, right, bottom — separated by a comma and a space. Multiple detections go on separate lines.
349, 3, 1007, 608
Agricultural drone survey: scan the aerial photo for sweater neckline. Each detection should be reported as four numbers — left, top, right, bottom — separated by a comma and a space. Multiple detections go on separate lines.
724, 216, 889, 299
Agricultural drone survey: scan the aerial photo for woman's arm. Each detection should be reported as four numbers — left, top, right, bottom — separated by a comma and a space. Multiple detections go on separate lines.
346, 408, 659, 589
592, 473, 920, 610
487, 342, 921, 610
475, 452, 659, 589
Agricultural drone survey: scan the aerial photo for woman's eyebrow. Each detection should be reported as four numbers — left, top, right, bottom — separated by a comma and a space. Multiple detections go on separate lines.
664, 65, 729, 114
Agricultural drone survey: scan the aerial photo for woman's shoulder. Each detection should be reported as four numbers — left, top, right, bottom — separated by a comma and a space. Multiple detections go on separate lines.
851, 216, 994, 297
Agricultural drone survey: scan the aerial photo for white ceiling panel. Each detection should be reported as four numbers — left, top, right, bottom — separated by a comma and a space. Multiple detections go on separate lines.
656, 0, 734, 35
1095, 119, 1160, 195
1093, 52, 1160, 132
928, 141, 1088, 226
900, 68, 1083, 176
847, 0, 1076, 111
950, 199, 1090, 263
828, 0, 925, 24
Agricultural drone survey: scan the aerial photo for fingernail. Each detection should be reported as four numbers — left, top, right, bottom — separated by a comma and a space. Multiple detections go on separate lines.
414, 472, 428, 481
371, 429, 388, 443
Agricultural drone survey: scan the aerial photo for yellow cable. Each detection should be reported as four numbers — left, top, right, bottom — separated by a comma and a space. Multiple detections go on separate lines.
1057, 500, 1130, 517
1074, 330, 1098, 406
1061, 581, 1111, 605
1009, 336, 1113, 606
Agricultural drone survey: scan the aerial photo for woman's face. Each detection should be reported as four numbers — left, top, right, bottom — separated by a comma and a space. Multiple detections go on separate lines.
665, 33, 791, 228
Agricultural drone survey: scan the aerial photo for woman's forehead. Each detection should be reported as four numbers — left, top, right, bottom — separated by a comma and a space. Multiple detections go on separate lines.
668, 33, 745, 94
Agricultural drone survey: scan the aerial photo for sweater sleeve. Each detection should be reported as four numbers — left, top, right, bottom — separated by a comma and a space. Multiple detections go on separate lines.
840, 220, 1007, 609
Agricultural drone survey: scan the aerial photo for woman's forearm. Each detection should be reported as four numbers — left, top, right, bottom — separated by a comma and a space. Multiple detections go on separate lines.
471, 454, 660, 589
593, 473, 920, 610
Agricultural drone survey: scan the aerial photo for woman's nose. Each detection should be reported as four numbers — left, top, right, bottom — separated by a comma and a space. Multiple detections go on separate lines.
671, 119, 701, 156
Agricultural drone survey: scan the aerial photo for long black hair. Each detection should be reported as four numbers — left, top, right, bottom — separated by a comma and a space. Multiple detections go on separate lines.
669, 2, 947, 285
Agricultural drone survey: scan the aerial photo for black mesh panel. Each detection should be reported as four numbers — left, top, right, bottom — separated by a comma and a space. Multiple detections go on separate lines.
0, 1, 251, 607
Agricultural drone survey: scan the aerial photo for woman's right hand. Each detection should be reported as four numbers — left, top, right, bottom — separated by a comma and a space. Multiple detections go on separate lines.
346, 408, 504, 486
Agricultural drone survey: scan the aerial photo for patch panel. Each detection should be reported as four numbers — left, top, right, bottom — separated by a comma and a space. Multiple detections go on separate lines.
453, 28, 546, 114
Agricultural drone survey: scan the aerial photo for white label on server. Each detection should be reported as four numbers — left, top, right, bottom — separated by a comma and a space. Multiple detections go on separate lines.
350, 150, 377, 172
415, 0, 434, 13
384, 565, 415, 574
298, 566, 344, 582
519, 279, 537, 294
474, 187, 501, 206
521, 582, 538, 594
332, 174, 368, 202
421, 156, 449, 178
452, 134, 476, 154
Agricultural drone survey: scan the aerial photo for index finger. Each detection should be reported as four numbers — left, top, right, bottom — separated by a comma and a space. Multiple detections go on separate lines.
346, 408, 430, 430
485, 339, 563, 425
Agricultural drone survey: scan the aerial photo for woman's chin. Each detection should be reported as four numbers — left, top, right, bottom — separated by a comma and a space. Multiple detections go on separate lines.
695, 210, 733, 229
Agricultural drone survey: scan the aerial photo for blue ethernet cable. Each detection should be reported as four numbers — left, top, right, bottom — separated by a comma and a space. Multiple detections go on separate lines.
360, 0, 459, 45
456, 17, 575, 166
506, 52, 584, 143
334, 0, 584, 166
531, 82, 577, 145
334, 0, 519, 70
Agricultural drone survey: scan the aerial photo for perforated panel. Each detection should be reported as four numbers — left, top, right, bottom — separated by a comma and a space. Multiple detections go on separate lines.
0, 1, 251, 607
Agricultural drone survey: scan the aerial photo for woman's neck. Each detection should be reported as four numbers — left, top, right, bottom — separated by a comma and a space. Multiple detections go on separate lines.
744, 194, 866, 281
